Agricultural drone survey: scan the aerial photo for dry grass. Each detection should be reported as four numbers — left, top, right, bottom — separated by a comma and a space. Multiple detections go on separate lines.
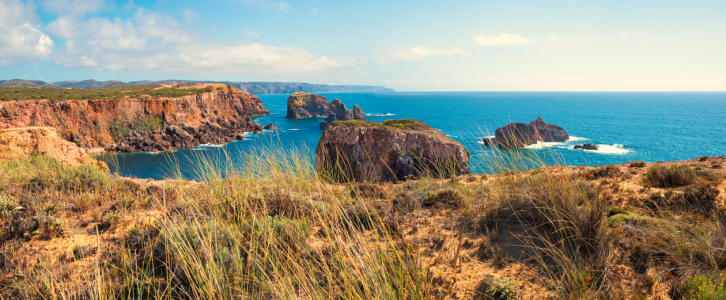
0, 147, 724, 299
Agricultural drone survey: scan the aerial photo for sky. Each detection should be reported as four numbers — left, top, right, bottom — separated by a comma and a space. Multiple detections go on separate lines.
0, 0, 724, 91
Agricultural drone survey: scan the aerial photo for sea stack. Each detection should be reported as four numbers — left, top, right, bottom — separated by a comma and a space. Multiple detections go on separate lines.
286, 91, 331, 118
284, 92, 366, 129
483, 116, 569, 148
316, 119, 470, 182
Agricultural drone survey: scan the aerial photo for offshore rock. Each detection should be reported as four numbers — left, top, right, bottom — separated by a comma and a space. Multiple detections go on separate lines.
316, 119, 470, 182
263, 124, 278, 130
574, 144, 598, 150
482, 116, 569, 148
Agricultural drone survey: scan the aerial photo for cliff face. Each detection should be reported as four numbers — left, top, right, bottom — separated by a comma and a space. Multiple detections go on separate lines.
0, 127, 108, 170
0, 86, 270, 152
316, 119, 470, 182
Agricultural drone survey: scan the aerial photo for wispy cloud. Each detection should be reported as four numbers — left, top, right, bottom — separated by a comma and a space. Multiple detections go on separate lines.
619, 29, 647, 39
41, 0, 109, 16
182, 8, 197, 23
242, 29, 259, 37
45, 8, 352, 74
233, 0, 290, 11
472, 33, 535, 47
0, 0, 55, 66
379, 46, 468, 64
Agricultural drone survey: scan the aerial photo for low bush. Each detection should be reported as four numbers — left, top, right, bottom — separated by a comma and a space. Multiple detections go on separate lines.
643, 164, 696, 187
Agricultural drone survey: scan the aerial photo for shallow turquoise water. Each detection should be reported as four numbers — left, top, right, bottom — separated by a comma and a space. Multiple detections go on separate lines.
103, 92, 726, 180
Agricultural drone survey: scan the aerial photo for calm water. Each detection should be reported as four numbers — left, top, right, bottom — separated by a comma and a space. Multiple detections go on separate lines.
103, 92, 726, 180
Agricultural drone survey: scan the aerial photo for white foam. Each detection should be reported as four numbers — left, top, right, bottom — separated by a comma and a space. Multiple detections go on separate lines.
289, 129, 300, 131
525, 141, 567, 149
144, 151, 164, 155
567, 136, 588, 142
366, 113, 396, 116
570, 144, 631, 155
196, 144, 225, 148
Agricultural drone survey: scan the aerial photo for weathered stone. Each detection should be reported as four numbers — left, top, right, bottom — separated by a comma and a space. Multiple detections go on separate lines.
316, 119, 470, 182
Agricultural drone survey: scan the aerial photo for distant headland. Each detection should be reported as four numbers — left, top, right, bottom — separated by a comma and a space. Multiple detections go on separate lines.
0, 79, 394, 94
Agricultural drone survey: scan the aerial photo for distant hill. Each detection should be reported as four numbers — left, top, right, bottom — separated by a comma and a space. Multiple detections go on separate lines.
0, 79, 55, 87
0, 79, 394, 94
54, 80, 127, 89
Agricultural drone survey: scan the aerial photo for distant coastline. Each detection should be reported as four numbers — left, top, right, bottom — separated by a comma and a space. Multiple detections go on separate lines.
0, 79, 394, 94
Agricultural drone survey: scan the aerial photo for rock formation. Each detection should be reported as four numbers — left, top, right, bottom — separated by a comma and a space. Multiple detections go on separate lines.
0, 85, 269, 153
286, 92, 331, 118
316, 119, 470, 182
574, 144, 598, 150
0, 127, 108, 170
319, 100, 365, 129
482, 116, 569, 148
263, 124, 278, 130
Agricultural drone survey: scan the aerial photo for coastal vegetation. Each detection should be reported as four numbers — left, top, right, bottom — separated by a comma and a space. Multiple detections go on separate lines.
0, 146, 724, 299
0, 84, 215, 102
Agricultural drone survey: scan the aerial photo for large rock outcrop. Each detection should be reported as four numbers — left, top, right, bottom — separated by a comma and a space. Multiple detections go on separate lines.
0, 85, 269, 153
316, 119, 470, 182
286, 92, 331, 118
319, 100, 365, 129
0, 127, 108, 170
483, 116, 569, 148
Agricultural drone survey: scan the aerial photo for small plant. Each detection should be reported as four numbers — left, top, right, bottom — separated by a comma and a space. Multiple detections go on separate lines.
630, 161, 647, 168
684, 272, 726, 300
422, 188, 463, 207
478, 277, 521, 300
102, 211, 121, 228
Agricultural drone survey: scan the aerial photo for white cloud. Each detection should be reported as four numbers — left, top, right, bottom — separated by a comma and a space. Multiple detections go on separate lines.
619, 29, 647, 39
0, 0, 55, 67
234, 0, 290, 11
41, 0, 108, 16
379, 46, 468, 64
182, 8, 198, 23
242, 29, 259, 37
472, 33, 535, 47
49, 8, 351, 75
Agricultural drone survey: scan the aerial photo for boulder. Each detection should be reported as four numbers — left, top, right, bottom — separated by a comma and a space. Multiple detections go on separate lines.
263, 124, 278, 130
574, 144, 598, 150
483, 116, 569, 148
316, 119, 470, 182
286, 92, 330, 118
319, 113, 337, 130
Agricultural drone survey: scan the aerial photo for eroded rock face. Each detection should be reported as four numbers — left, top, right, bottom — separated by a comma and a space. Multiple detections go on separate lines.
0, 127, 108, 170
316, 119, 470, 182
483, 116, 569, 148
286, 92, 330, 118
319, 99, 365, 129
0, 85, 269, 153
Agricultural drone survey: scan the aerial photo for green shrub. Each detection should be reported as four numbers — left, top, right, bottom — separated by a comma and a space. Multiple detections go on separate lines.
422, 188, 463, 207
643, 164, 696, 187
629, 161, 647, 168
476, 277, 521, 300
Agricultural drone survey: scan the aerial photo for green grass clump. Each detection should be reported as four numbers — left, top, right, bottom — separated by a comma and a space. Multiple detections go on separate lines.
331, 119, 431, 131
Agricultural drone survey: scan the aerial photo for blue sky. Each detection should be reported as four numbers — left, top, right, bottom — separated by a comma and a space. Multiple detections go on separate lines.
0, 0, 724, 91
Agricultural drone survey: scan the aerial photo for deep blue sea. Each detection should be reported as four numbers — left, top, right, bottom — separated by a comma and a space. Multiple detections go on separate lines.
103, 92, 726, 180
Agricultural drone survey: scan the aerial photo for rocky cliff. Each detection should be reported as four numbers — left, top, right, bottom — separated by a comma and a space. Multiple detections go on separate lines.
0, 127, 108, 170
483, 116, 569, 148
0, 85, 269, 152
316, 119, 470, 182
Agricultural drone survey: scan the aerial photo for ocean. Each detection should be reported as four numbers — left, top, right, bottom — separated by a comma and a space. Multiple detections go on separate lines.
102, 92, 726, 180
